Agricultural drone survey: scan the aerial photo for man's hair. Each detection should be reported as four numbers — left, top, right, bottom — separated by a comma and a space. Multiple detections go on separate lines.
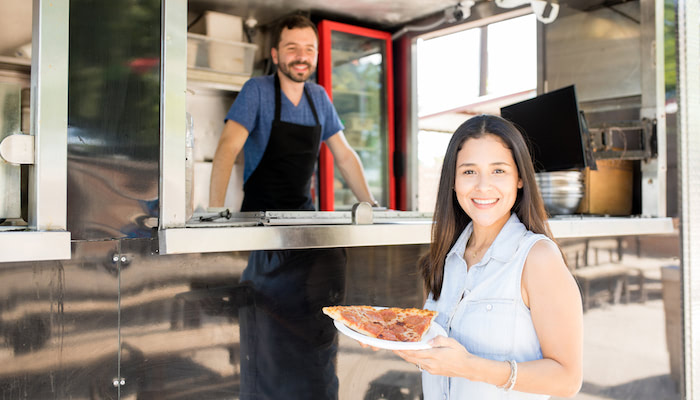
271, 14, 318, 49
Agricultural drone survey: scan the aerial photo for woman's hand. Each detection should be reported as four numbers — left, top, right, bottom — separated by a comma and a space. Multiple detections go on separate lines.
393, 336, 474, 377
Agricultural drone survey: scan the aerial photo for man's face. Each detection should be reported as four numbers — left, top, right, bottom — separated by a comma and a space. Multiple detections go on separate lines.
272, 26, 318, 83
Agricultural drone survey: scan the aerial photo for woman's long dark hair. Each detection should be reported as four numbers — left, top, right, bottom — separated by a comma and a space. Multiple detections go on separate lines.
420, 114, 553, 300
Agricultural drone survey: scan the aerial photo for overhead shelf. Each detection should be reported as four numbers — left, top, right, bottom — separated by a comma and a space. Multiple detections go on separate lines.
187, 68, 248, 92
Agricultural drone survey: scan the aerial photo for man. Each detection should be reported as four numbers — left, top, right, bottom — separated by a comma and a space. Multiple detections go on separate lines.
209, 14, 377, 210
208, 14, 375, 400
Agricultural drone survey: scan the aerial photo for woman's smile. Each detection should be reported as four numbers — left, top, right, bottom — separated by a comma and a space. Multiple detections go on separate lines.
472, 198, 499, 207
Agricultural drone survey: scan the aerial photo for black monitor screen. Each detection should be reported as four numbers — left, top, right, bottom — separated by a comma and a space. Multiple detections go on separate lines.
500, 85, 586, 172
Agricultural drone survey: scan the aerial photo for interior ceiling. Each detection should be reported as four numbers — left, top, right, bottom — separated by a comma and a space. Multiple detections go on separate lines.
188, 0, 627, 31
188, 0, 464, 30
0, 0, 628, 57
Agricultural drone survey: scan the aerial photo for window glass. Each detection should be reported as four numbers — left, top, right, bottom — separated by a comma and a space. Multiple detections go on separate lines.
487, 14, 537, 96
417, 28, 481, 117
416, 14, 536, 212
329, 31, 388, 209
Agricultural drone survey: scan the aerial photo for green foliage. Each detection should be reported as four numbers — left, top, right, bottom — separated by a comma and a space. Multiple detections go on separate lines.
664, 0, 677, 99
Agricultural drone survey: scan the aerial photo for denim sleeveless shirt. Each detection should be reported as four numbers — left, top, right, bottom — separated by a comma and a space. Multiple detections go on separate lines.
422, 213, 551, 400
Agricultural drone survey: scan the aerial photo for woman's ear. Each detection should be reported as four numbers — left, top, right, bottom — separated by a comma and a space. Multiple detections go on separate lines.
518, 179, 524, 189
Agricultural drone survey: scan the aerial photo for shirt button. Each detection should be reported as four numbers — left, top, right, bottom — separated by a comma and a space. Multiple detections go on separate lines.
486, 304, 493, 311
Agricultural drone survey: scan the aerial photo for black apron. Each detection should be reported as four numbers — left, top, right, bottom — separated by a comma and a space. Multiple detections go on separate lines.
240, 73, 321, 212
238, 74, 346, 400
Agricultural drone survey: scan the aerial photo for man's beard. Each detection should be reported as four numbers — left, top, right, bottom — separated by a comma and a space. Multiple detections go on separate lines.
278, 61, 315, 83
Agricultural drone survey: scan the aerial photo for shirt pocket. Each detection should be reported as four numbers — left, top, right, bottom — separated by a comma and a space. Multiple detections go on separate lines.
456, 298, 516, 360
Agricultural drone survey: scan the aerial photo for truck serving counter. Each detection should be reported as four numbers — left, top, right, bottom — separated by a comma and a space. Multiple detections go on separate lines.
160, 209, 674, 254
0, 0, 696, 399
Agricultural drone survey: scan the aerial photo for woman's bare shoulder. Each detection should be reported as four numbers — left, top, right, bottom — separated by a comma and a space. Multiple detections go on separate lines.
524, 237, 568, 276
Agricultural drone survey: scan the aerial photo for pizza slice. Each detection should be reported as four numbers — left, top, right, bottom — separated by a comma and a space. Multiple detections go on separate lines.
323, 305, 438, 342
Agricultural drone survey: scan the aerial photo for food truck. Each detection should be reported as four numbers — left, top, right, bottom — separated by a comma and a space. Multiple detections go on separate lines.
0, 0, 697, 398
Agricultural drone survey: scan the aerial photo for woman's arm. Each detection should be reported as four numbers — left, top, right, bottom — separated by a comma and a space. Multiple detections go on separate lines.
515, 238, 584, 397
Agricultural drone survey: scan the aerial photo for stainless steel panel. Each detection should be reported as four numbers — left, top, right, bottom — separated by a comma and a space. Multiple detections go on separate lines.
338, 245, 427, 399
161, 224, 433, 254
115, 238, 427, 399
160, 216, 674, 254
67, 0, 161, 240
117, 239, 248, 398
639, 0, 667, 217
549, 216, 673, 237
676, 0, 700, 396
0, 1, 70, 264
545, 2, 641, 102
0, 82, 21, 220
161, 0, 189, 228
29, 0, 68, 231
0, 240, 119, 399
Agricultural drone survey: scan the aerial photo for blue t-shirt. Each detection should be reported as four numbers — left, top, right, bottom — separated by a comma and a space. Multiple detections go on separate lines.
225, 74, 344, 182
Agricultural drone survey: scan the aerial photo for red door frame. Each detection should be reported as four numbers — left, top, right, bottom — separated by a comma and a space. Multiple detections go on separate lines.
317, 20, 395, 211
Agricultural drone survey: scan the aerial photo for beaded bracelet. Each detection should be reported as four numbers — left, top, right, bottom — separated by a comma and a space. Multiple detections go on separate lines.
499, 359, 518, 391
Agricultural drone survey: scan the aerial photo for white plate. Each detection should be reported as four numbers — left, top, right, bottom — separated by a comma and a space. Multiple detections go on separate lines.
333, 319, 447, 350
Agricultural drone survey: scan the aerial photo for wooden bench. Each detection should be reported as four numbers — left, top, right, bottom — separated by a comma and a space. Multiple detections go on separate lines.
572, 264, 630, 312
559, 239, 631, 312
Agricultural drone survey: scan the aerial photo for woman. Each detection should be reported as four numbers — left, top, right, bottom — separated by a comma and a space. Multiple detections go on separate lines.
395, 114, 583, 399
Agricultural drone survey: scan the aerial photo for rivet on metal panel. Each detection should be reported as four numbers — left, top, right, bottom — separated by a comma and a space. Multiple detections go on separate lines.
112, 379, 120, 387
112, 255, 119, 263
120, 378, 126, 386
120, 256, 127, 263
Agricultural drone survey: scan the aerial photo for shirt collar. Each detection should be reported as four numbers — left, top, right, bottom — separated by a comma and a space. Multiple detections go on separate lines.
447, 213, 527, 263
447, 222, 472, 260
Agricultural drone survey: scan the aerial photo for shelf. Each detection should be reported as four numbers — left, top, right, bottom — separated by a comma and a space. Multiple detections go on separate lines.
187, 68, 249, 92
0, 230, 71, 263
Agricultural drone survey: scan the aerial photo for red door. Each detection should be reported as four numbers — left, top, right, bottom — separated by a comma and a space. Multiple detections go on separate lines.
317, 20, 395, 211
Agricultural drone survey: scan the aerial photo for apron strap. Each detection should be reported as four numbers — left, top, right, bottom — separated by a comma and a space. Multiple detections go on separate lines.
274, 73, 320, 126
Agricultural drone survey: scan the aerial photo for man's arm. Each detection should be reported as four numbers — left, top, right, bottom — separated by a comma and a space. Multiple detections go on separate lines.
325, 131, 378, 206
209, 120, 249, 208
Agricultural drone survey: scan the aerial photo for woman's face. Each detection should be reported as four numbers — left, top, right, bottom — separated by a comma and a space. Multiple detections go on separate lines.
454, 134, 523, 228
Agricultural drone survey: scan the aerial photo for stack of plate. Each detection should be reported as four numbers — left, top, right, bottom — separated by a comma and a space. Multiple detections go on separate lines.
535, 171, 584, 215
